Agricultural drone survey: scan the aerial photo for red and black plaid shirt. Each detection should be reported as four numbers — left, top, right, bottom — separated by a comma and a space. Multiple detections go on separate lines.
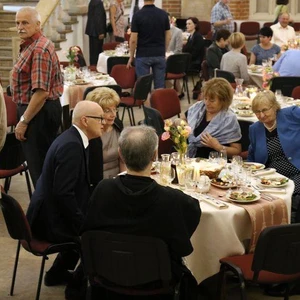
12, 31, 63, 104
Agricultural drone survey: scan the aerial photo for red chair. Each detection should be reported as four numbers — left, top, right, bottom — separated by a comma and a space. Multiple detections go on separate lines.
110, 64, 136, 96
240, 21, 260, 41
119, 74, 153, 125
102, 42, 120, 51
293, 22, 300, 32
291, 86, 300, 99
150, 89, 181, 120
0, 192, 80, 300
199, 21, 211, 38
4, 92, 17, 131
263, 22, 273, 27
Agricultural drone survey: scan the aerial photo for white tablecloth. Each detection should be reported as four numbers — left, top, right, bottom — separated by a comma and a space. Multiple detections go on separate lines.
97, 52, 130, 74
184, 177, 293, 284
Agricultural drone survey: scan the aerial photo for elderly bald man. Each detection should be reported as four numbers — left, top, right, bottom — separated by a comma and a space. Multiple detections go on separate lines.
26, 101, 105, 286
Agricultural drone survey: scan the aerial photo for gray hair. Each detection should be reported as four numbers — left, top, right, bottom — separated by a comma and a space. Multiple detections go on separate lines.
17, 7, 41, 23
252, 90, 281, 112
119, 125, 158, 172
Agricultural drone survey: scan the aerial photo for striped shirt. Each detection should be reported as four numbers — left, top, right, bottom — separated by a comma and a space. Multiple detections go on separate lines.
12, 31, 63, 104
211, 1, 234, 33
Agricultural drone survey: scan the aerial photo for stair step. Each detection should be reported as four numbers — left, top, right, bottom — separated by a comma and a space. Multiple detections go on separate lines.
0, 29, 18, 38
0, 46, 12, 56
0, 11, 16, 21
0, 55, 13, 67
0, 38, 13, 47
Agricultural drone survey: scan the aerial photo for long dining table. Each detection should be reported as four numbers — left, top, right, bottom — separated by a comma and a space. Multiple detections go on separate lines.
183, 173, 293, 284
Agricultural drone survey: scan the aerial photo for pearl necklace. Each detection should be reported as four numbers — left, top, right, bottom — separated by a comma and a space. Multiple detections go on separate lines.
264, 120, 277, 132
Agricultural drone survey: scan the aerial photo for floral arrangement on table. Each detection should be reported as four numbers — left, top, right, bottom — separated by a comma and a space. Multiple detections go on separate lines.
66, 46, 80, 66
262, 66, 280, 90
281, 38, 300, 52
161, 118, 192, 159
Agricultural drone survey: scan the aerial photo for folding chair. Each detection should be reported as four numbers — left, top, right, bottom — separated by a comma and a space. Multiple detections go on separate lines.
270, 77, 300, 97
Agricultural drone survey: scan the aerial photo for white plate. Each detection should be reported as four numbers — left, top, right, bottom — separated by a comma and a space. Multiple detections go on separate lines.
243, 162, 265, 171
259, 176, 289, 188
211, 181, 237, 189
226, 191, 260, 203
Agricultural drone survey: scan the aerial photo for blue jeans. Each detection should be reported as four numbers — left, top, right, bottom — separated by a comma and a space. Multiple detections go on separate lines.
135, 56, 166, 89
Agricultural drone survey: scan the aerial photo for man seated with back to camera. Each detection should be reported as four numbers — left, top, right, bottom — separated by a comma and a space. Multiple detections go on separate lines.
81, 125, 201, 299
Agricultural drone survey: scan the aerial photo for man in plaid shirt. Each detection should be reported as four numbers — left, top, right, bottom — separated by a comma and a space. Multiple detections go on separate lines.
12, 7, 63, 187
211, 0, 234, 38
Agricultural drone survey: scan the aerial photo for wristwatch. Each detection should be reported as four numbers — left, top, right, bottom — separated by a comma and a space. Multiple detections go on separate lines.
20, 115, 29, 125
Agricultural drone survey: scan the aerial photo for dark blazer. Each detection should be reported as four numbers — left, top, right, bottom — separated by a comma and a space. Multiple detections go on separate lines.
182, 31, 205, 70
85, 0, 106, 37
206, 41, 228, 78
26, 126, 91, 243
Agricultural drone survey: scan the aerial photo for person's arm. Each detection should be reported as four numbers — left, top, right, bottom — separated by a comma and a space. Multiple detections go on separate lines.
213, 19, 231, 28
127, 32, 138, 68
239, 55, 250, 83
190, 33, 205, 61
165, 29, 171, 52
249, 52, 256, 65
110, 5, 117, 37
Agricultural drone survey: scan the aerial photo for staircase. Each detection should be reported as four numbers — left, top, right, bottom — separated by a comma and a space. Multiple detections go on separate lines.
0, 10, 18, 88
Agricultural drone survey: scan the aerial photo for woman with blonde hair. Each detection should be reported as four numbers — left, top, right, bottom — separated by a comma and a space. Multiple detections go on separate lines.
86, 87, 125, 180
220, 32, 249, 83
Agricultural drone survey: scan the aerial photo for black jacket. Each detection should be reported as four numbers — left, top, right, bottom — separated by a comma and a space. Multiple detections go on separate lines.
85, 0, 106, 37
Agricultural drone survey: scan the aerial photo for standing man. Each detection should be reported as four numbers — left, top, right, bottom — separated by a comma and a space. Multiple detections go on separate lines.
127, 0, 170, 89
211, 0, 234, 38
271, 12, 296, 47
12, 7, 63, 187
85, 0, 106, 66
26, 101, 105, 286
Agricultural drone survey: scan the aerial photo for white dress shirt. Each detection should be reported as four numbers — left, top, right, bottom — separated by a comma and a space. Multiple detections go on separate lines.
270, 23, 296, 47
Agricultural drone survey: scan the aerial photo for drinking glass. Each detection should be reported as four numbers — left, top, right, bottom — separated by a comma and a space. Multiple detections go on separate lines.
160, 154, 171, 186
209, 151, 219, 163
166, 168, 175, 186
197, 175, 210, 194
176, 164, 186, 188
275, 89, 283, 102
185, 165, 195, 192
262, 59, 268, 67
232, 155, 243, 167
219, 148, 227, 167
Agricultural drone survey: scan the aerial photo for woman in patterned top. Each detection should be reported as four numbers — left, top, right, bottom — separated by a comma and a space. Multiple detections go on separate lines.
248, 90, 300, 223
109, 0, 125, 42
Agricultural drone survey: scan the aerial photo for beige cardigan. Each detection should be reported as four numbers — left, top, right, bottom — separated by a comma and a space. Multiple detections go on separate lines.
0, 85, 7, 152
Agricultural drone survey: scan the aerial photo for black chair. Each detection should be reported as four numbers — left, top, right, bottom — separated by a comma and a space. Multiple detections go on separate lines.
0, 193, 80, 300
107, 56, 130, 75
238, 120, 251, 160
214, 69, 235, 84
0, 132, 32, 199
143, 106, 165, 136
120, 73, 153, 125
218, 224, 300, 300
270, 77, 300, 97
165, 53, 192, 104
83, 84, 122, 99
81, 231, 179, 298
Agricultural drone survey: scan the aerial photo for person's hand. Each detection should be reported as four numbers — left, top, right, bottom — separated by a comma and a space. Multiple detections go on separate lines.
15, 121, 28, 141
126, 57, 133, 69
113, 30, 117, 37
225, 18, 232, 25
98, 34, 105, 40
200, 132, 220, 149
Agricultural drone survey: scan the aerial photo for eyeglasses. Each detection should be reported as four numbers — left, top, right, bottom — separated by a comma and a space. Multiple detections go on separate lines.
86, 116, 106, 124
103, 108, 118, 114
253, 106, 273, 115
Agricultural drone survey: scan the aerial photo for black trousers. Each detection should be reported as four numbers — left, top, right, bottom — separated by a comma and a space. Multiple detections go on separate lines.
89, 36, 104, 66
17, 100, 62, 188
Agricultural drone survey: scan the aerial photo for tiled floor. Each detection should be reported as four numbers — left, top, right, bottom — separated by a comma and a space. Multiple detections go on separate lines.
1, 87, 299, 299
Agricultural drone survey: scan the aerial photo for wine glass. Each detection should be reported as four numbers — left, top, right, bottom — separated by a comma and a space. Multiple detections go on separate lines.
185, 165, 195, 192
197, 175, 209, 194
166, 168, 175, 186
275, 89, 283, 102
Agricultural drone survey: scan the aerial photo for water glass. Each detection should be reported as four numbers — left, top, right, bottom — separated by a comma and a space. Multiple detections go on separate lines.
197, 175, 210, 194
219, 148, 227, 167
275, 89, 283, 102
232, 155, 243, 167
185, 165, 195, 192
177, 164, 186, 188
262, 59, 268, 67
209, 151, 219, 163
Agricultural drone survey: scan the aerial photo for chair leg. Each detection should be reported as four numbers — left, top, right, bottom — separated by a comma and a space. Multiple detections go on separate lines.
126, 108, 133, 126
35, 256, 48, 300
184, 78, 191, 104
25, 170, 33, 199
121, 107, 126, 122
4, 177, 11, 193
10, 240, 21, 296
130, 107, 136, 125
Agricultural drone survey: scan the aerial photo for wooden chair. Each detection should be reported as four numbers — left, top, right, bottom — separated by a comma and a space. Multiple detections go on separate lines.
0, 193, 80, 300
218, 224, 300, 300
150, 88, 181, 120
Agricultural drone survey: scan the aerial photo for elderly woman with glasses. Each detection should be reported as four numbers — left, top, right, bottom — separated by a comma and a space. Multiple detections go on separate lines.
187, 78, 242, 158
86, 87, 125, 180
248, 90, 300, 223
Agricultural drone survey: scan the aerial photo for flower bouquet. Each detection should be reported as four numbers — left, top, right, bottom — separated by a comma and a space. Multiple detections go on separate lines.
262, 66, 279, 90
161, 118, 191, 161
66, 46, 80, 66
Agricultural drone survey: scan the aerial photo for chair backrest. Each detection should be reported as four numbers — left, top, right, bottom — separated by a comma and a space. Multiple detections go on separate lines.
291, 86, 300, 99
252, 224, 300, 280
0, 193, 32, 243
175, 18, 187, 31
81, 231, 172, 288
165, 53, 191, 75
142, 106, 164, 136
270, 77, 300, 97
150, 89, 181, 120
199, 21, 211, 37
4, 92, 17, 127
107, 56, 130, 75
83, 85, 122, 100
293, 22, 300, 32
110, 64, 136, 89
69, 45, 87, 67
201, 60, 209, 81
240, 21, 260, 40
103, 42, 120, 51
215, 69, 235, 83
263, 22, 273, 28
238, 120, 251, 152
0, 132, 25, 171
133, 73, 153, 102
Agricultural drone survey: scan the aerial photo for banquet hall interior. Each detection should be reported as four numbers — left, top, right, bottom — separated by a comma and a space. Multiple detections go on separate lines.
1, 0, 300, 299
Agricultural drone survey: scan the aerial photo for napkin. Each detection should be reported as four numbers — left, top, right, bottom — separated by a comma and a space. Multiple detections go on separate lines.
252, 168, 276, 177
